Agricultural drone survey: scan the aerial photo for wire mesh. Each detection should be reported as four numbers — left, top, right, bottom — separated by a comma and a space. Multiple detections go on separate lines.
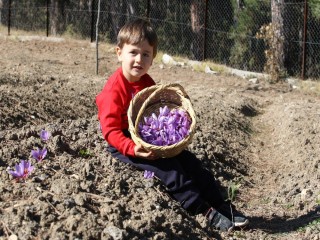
0, 0, 320, 79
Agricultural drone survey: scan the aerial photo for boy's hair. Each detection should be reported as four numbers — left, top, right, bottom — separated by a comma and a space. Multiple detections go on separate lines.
117, 18, 158, 58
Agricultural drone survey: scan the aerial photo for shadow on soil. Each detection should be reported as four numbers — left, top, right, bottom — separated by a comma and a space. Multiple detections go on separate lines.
248, 206, 320, 234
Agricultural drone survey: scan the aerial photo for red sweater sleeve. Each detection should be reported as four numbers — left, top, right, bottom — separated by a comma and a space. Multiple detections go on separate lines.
96, 68, 155, 157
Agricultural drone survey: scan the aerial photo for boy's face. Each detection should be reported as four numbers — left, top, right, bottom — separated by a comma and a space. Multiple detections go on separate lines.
116, 40, 154, 82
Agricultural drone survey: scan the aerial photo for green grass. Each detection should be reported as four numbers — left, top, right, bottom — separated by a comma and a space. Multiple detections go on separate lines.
284, 203, 294, 209
79, 149, 94, 158
297, 218, 320, 232
154, 51, 227, 74
227, 181, 241, 202
0, 24, 46, 37
298, 79, 320, 96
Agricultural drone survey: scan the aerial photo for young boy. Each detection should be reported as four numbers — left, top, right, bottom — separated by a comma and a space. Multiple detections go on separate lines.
96, 18, 248, 232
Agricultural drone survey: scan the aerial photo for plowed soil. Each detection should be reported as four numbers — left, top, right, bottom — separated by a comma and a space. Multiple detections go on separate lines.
0, 34, 319, 240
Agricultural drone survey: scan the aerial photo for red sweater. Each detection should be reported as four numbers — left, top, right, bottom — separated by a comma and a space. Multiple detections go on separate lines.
96, 67, 155, 156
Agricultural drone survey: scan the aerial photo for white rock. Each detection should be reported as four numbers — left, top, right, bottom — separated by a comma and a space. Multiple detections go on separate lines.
249, 78, 259, 84
286, 78, 297, 85
187, 60, 202, 68
204, 65, 217, 74
103, 226, 124, 240
175, 61, 185, 67
301, 188, 313, 201
9, 235, 18, 240
162, 54, 177, 65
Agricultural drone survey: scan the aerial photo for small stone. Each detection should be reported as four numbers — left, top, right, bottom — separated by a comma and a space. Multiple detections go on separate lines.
9, 235, 18, 240
144, 179, 154, 188
249, 78, 259, 84
103, 225, 124, 240
301, 188, 313, 201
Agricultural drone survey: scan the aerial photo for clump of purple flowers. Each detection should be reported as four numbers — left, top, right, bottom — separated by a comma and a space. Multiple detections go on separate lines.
8, 129, 51, 183
8, 160, 34, 182
138, 106, 191, 146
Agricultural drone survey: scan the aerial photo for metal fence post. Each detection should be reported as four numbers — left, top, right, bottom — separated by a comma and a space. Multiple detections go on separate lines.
96, 0, 101, 74
91, 0, 95, 42
46, 0, 49, 37
301, 0, 308, 80
146, 0, 150, 19
203, 0, 208, 60
8, 0, 11, 35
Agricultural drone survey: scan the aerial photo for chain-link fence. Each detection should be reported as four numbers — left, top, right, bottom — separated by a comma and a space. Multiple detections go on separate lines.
1, 0, 320, 80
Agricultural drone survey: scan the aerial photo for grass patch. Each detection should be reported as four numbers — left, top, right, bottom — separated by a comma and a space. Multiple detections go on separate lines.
154, 52, 227, 74
298, 218, 320, 232
227, 181, 241, 202
298, 79, 320, 96
79, 149, 94, 158
0, 25, 46, 37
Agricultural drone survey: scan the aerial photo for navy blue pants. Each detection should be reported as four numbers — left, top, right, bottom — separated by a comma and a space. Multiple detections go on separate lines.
108, 144, 225, 215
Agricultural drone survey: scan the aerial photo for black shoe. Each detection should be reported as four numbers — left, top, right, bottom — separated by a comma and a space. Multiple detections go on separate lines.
206, 208, 234, 232
216, 203, 249, 227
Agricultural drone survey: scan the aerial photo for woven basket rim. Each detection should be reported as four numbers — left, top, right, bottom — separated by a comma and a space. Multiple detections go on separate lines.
128, 83, 196, 157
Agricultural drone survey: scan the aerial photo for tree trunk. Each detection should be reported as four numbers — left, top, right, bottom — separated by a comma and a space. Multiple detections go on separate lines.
0, 0, 3, 24
191, 0, 204, 60
50, 0, 58, 35
271, 0, 285, 73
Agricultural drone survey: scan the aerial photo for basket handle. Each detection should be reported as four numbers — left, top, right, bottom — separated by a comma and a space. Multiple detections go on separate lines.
134, 83, 189, 132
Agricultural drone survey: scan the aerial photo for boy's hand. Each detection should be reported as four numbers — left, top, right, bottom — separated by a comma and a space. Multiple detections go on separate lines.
134, 144, 157, 160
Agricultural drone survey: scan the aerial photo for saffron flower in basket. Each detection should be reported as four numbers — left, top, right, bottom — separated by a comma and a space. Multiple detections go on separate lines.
138, 105, 191, 146
8, 160, 34, 182
40, 129, 50, 141
31, 147, 47, 162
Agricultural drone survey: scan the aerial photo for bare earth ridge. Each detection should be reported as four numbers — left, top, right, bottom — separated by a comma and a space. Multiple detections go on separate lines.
0, 36, 319, 239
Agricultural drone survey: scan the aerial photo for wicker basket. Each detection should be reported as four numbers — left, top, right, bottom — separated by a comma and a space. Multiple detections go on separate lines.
128, 83, 196, 158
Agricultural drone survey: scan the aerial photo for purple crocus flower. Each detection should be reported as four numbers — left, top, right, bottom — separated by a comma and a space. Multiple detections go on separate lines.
167, 114, 177, 125
8, 160, 34, 182
138, 105, 191, 146
31, 148, 47, 162
159, 106, 170, 117
144, 170, 154, 179
40, 129, 50, 141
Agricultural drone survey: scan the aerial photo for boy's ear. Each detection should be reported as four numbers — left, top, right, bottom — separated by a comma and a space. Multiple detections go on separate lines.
116, 47, 122, 61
